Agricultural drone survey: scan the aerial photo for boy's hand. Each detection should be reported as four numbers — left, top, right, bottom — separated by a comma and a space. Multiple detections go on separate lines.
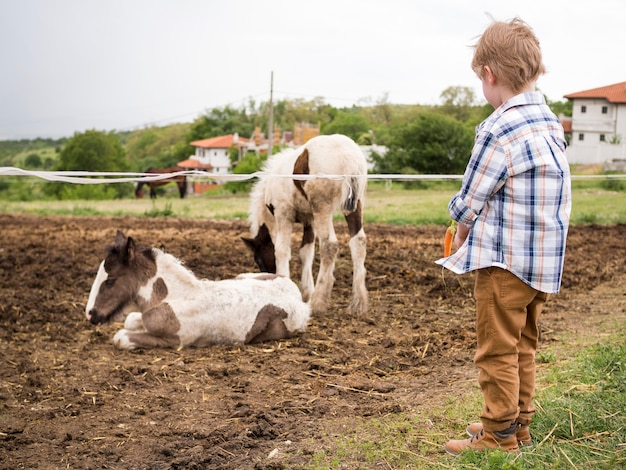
454, 223, 470, 249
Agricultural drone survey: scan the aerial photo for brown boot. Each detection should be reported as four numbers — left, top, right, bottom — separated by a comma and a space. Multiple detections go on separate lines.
466, 422, 532, 446
444, 428, 519, 456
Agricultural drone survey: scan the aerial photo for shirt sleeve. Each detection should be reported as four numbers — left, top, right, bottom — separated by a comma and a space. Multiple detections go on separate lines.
449, 130, 508, 227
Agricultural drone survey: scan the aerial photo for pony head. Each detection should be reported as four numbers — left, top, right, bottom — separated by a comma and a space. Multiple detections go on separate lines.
241, 223, 276, 273
85, 231, 157, 325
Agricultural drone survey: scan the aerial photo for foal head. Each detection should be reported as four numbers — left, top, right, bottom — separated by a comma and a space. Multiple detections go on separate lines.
86, 231, 157, 325
241, 223, 276, 273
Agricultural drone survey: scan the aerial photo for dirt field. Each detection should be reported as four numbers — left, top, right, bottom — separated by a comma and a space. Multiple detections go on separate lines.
1, 213, 624, 469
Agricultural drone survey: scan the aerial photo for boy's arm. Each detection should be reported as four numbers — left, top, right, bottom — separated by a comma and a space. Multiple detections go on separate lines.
454, 222, 470, 249
450, 131, 507, 228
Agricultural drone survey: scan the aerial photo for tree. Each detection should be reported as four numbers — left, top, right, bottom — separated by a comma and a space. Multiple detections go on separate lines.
187, 106, 255, 142
125, 123, 192, 170
373, 112, 473, 175
45, 130, 131, 199
546, 98, 573, 117
321, 110, 370, 140
24, 153, 42, 168
224, 152, 266, 193
55, 130, 128, 172
439, 86, 477, 122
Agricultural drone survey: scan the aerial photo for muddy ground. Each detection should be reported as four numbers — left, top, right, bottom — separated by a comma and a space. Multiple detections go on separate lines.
0, 213, 624, 469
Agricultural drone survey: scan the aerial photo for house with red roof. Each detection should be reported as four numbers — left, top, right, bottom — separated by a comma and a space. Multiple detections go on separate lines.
564, 81, 626, 164
184, 133, 249, 176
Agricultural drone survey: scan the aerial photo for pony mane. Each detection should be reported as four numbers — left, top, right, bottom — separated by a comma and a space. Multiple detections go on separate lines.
248, 145, 304, 236
153, 249, 195, 277
260, 145, 302, 175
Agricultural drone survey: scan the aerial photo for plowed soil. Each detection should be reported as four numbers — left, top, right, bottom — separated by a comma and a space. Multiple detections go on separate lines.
1, 214, 625, 469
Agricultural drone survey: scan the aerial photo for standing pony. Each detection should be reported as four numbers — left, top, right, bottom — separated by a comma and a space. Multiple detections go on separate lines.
242, 134, 368, 316
135, 166, 187, 199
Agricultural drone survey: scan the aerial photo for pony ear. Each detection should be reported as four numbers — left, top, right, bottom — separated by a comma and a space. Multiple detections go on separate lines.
114, 230, 126, 247
241, 237, 258, 251
123, 236, 136, 264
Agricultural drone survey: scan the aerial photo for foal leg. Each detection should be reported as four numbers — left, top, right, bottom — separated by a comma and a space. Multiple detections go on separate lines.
113, 330, 181, 350
123, 312, 145, 331
311, 214, 338, 315
245, 304, 290, 343
273, 218, 293, 279
299, 223, 315, 302
345, 199, 368, 316
113, 303, 182, 349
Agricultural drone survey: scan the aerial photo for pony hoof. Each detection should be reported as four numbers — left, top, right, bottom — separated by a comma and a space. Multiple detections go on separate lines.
348, 300, 368, 316
310, 298, 328, 315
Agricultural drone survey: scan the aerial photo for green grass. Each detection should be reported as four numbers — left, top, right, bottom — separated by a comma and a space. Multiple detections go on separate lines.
570, 189, 626, 225
1, 181, 625, 225
0, 192, 252, 220
302, 328, 626, 469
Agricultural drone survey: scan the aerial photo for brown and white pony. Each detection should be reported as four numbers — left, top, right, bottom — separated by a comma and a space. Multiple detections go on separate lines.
135, 166, 187, 199
242, 134, 368, 316
86, 231, 310, 349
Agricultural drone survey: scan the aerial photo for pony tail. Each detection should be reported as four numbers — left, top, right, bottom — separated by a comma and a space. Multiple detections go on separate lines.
341, 177, 359, 212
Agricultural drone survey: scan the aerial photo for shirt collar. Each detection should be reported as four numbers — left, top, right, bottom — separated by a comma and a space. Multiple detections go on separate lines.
477, 91, 546, 134
497, 90, 545, 114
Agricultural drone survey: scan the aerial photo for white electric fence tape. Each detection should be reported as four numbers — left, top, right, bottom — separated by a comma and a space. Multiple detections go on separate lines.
0, 167, 624, 183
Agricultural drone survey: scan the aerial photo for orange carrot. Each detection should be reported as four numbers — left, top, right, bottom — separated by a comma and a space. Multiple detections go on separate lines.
443, 222, 456, 257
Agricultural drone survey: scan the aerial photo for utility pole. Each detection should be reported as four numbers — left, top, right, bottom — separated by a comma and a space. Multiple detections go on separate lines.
267, 71, 274, 158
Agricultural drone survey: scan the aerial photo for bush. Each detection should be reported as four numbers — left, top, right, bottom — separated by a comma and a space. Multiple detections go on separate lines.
57, 183, 133, 200
601, 177, 625, 191
224, 152, 265, 193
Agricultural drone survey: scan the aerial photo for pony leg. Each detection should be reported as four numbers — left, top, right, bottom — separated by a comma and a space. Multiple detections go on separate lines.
113, 304, 182, 349
299, 224, 315, 302
346, 201, 368, 315
245, 304, 290, 343
124, 312, 145, 331
178, 179, 187, 198
311, 216, 338, 315
113, 330, 181, 350
273, 220, 293, 278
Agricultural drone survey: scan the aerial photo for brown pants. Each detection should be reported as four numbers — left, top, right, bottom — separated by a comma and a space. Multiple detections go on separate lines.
474, 267, 548, 433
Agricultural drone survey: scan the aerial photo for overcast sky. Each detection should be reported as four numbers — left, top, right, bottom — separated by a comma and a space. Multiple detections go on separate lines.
1, 0, 624, 140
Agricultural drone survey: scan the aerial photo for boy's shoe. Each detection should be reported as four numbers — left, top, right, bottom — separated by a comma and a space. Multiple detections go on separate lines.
466, 422, 532, 446
444, 429, 519, 456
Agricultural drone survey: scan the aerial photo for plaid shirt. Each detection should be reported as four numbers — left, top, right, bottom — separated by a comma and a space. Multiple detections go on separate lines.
436, 91, 571, 293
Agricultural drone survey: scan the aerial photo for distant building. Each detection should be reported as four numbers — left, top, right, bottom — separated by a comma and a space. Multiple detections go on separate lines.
292, 123, 320, 146
359, 144, 387, 171
564, 81, 626, 164
248, 123, 321, 153
177, 134, 249, 194
187, 134, 249, 174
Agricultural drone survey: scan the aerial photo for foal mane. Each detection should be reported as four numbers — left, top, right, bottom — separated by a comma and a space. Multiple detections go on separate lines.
248, 146, 302, 237
105, 233, 157, 273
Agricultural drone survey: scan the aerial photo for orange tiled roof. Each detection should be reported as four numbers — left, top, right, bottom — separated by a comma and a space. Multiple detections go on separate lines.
177, 158, 212, 169
189, 134, 249, 148
564, 81, 626, 103
561, 119, 572, 133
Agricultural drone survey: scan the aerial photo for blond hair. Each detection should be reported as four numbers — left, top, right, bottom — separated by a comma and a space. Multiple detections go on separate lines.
471, 17, 546, 93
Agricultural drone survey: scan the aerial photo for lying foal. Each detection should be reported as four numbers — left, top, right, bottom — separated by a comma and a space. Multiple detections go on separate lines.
86, 231, 310, 349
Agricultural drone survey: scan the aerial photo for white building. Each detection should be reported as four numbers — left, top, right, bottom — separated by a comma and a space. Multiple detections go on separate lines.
564, 81, 626, 164
187, 134, 249, 175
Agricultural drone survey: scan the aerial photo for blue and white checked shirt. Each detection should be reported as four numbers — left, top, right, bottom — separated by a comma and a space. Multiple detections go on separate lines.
436, 91, 572, 294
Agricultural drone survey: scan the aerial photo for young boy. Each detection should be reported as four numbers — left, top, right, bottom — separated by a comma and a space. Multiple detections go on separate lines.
436, 17, 571, 455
